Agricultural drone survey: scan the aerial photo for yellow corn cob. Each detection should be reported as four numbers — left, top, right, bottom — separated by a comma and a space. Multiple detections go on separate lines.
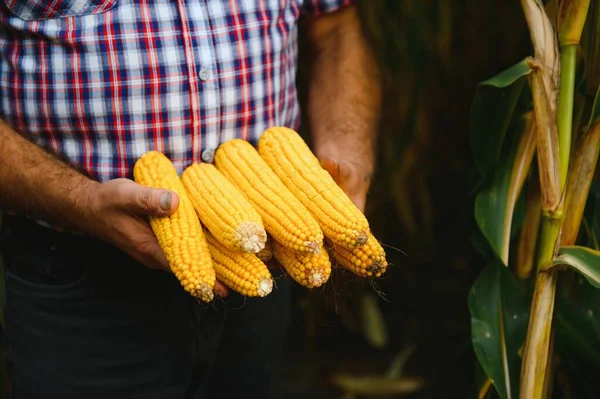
256, 236, 273, 263
181, 163, 267, 253
257, 126, 370, 249
133, 151, 216, 302
273, 241, 331, 288
329, 233, 387, 277
214, 139, 324, 254
204, 230, 273, 297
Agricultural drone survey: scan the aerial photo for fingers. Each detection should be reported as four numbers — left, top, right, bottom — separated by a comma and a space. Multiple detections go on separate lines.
127, 236, 171, 271
319, 158, 367, 212
141, 241, 171, 271
214, 280, 230, 298
320, 157, 342, 183
320, 157, 360, 192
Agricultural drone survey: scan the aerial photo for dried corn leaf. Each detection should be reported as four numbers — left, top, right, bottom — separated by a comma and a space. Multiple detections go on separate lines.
515, 183, 543, 279
560, 88, 600, 245
562, 122, 600, 244
529, 62, 562, 211
521, 0, 560, 115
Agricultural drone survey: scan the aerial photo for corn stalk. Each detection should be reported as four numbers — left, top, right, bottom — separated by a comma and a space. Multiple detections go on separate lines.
469, 0, 599, 398
519, 1, 591, 398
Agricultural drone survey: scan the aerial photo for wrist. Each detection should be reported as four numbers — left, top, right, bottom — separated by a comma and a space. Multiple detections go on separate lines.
66, 178, 103, 235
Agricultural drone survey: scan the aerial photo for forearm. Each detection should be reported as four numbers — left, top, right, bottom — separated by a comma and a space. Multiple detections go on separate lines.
0, 120, 99, 230
304, 6, 382, 178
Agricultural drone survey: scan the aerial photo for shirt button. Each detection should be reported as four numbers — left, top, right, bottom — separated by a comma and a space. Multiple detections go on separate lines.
199, 67, 210, 81
201, 148, 215, 163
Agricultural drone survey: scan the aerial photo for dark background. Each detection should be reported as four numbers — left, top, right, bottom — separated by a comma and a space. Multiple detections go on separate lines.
0, 1, 537, 398
273, 1, 533, 397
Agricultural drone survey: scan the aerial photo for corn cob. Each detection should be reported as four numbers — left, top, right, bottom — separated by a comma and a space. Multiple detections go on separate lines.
258, 126, 370, 249
133, 151, 216, 302
204, 230, 273, 297
273, 241, 331, 288
256, 236, 273, 263
181, 163, 267, 253
214, 139, 324, 254
329, 233, 387, 277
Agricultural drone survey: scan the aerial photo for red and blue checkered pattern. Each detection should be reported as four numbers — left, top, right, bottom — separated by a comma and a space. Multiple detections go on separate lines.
0, 0, 352, 181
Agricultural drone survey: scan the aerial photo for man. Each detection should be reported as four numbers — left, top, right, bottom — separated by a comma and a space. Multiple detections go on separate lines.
0, 0, 381, 398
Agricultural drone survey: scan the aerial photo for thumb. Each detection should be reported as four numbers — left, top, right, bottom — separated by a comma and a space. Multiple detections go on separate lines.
119, 181, 179, 217
137, 187, 179, 217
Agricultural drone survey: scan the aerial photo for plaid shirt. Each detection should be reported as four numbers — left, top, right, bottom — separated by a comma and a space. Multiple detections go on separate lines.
0, 0, 352, 182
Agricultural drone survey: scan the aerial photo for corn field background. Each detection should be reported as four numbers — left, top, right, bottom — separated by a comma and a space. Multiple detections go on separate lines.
1, 0, 599, 398
274, 0, 535, 397
279, 0, 600, 397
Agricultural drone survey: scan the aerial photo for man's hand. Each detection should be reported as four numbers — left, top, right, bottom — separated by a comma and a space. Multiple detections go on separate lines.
84, 178, 179, 271
83, 178, 229, 297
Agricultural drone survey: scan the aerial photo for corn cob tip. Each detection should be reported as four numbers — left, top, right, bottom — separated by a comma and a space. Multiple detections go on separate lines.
236, 222, 267, 253
328, 234, 388, 278
308, 270, 328, 288
365, 259, 386, 276
189, 283, 215, 302
257, 278, 274, 297
273, 241, 331, 288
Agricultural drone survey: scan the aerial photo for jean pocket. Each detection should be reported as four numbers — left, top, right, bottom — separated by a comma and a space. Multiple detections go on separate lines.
1, 229, 89, 296
2, 0, 117, 21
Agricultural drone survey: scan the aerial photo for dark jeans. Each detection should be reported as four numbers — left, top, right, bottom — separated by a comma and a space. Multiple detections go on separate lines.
0, 215, 291, 399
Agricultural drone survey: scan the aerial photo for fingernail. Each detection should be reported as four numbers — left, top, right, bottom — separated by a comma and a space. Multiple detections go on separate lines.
159, 192, 172, 210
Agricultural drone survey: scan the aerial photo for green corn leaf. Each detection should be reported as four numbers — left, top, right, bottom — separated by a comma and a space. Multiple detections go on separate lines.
552, 246, 600, 287
469, 261, 530, 399
474, 113, 536, 265
470, 58, 533, 183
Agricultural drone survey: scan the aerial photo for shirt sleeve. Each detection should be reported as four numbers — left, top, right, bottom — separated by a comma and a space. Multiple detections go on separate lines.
300, 0, 355, 16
